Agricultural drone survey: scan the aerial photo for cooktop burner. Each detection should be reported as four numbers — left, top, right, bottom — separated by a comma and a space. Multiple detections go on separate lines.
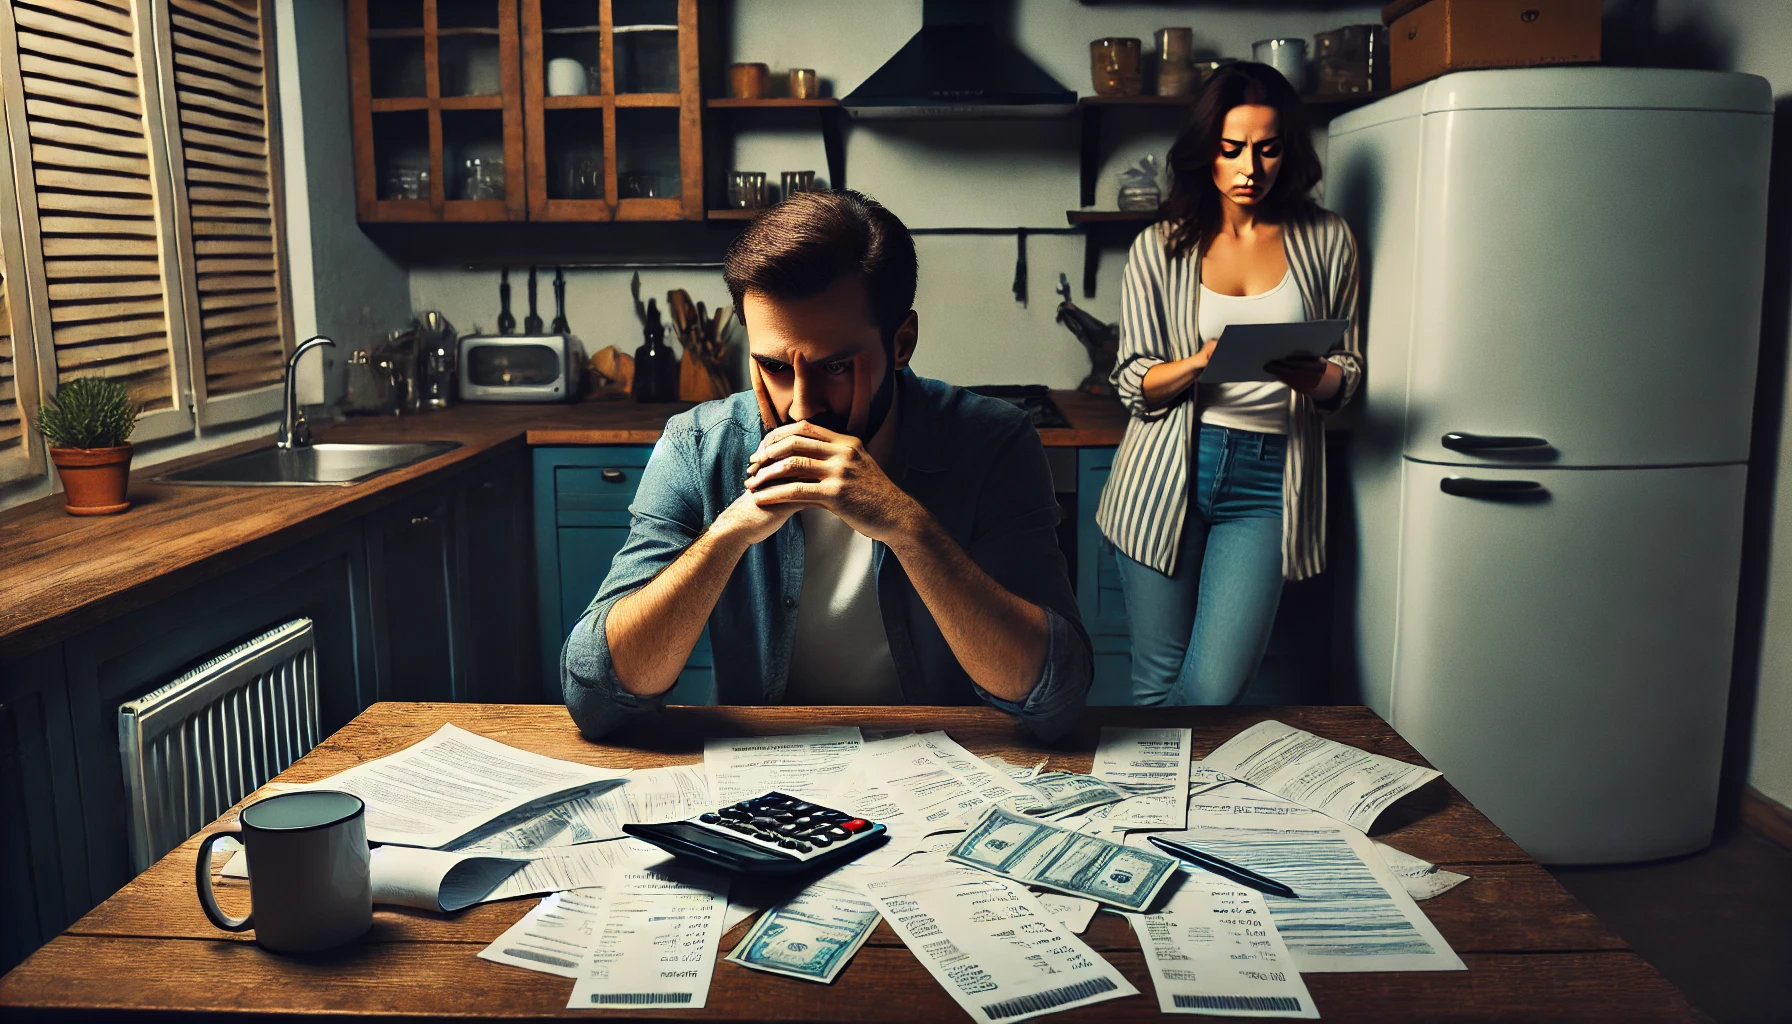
966, 385, 1071, 430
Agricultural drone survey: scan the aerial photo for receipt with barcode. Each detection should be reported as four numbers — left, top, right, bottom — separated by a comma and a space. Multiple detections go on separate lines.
565, 861, 730, 1011
863, 865, 1136, 1024
1128, 870, 1319, 1018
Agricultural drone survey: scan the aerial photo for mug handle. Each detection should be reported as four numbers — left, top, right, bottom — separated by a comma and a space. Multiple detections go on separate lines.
196, 826, 253, 932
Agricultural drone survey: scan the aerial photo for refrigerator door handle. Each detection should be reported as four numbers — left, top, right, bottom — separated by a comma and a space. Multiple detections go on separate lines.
1440, 477, 1549, 500
1441, 432, 1551, 452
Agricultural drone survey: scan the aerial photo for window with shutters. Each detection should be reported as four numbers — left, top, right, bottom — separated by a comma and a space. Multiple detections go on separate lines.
153, 0, 292, 424
0, 0, 294, 476
0, 0, 196, 444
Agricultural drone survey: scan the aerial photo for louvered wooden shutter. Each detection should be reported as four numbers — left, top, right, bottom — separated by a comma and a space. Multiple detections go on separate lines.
160, 0, 291, 408
0, 0, 195, 442
0, 238, 19, 453
0, 62, 42, 484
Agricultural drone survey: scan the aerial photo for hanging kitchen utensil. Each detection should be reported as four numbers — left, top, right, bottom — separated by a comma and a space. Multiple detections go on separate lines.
524, 265, 543, 334
551, 267, 570, 334
497, 267, 515, 334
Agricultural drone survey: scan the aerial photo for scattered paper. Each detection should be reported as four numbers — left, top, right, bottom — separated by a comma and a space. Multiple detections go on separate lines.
292, 723, 627, 848
1091, 727, 1192, 830
867, 866, 1137, 1024
947, 804, 1179, 912
1143, 782, 1465, 973
1374, 842, 1470, 901
1129, 869, 1319, 1018
1034, 892, 1099, 934
704, 728, 862, 807
368, 846, 525, 911
480, 890, 607, 977
725, 877, 880, 984
481, 838, 667, 903
566, 861, 731, 1010
454, 763, 710, 855
833, 733, 989, 870
920, 732, 1030, 804
1204, 720, 1440, 832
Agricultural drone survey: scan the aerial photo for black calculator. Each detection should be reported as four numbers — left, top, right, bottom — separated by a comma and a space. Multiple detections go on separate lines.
622, 791, 887, 875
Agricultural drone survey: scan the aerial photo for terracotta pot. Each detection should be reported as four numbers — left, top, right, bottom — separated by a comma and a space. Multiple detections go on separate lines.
50, 444, 133, 515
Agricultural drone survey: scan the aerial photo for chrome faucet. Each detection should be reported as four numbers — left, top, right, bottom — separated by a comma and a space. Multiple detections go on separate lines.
280, 335, 337, 449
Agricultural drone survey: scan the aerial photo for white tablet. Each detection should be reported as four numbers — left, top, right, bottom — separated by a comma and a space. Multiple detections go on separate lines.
1201, 319, 1350, 383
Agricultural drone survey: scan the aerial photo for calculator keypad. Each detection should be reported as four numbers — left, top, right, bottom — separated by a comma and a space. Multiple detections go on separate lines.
691, 792, 877, 862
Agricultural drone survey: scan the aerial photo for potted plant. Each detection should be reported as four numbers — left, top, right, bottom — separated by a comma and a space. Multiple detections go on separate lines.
38, 376, 139, 515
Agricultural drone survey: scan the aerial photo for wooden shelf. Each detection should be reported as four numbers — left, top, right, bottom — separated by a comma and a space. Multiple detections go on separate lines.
705, 208, 761, 220
366, 28, 424, 38
1066, 210, 1156, 225
1078, 94, 1194, 106
707, 97, 840, 109
542, 25, 604, 34
437, 26, 501, 36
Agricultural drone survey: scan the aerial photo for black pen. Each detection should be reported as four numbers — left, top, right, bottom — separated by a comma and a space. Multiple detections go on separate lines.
1148, 835, 1300, 900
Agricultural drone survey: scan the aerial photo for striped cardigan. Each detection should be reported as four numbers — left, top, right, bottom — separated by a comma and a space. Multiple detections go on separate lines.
1097, 205, 1363, 581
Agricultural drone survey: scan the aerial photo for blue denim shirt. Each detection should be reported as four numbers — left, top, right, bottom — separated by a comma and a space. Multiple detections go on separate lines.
562, 370, 1093, 740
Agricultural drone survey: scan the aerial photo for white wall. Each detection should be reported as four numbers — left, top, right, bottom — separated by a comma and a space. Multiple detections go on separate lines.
277, 0, 414, 406
1651, 0, 1792, 810
412, 0, 1381, 389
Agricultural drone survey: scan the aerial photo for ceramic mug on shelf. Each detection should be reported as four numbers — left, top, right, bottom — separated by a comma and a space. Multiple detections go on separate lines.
195, 790, 372, 954
547, 56, 590, 96
1253, 37, 1307, 94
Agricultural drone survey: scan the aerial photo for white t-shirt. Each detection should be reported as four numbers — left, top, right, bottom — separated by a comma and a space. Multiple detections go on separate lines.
1197, 268, 1307, 435
782, 508, 904, 704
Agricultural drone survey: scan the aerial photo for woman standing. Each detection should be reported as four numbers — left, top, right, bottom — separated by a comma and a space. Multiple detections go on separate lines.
1098, 62, 1362, 706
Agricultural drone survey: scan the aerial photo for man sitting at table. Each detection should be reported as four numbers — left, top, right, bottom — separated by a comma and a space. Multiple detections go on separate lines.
562, 189, 1092, 740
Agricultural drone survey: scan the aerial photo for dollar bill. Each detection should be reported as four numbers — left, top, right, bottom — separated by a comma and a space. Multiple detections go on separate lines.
947, 804, 1179, 912
724, 879, 880, 984
1005, 772, 1128, 819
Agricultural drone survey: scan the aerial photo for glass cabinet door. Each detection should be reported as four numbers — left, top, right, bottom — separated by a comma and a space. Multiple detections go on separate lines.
524, 0, 699, 221
351, 0, 524, 221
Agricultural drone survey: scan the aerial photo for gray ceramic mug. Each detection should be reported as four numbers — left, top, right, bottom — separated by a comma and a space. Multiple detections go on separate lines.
196, 790, 373, 953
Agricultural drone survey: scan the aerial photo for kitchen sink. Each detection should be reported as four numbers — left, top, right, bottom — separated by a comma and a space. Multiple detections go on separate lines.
156, 441, 462, 487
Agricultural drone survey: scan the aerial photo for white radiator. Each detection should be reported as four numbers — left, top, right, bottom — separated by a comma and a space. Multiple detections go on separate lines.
118, 618, 320, 873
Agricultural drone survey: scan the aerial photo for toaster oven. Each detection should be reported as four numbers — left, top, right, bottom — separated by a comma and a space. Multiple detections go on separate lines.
458, 334, 583, 402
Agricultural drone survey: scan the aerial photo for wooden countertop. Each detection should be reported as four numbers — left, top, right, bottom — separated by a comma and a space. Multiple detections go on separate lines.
0, 703, 1702, 1022
0, 391, 1126, 659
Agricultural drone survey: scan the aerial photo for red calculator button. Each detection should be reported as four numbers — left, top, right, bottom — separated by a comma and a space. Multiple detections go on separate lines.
843, 818, 868, 833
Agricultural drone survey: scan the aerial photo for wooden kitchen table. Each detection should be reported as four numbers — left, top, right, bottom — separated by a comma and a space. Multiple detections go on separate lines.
0, 703, 1706, 1022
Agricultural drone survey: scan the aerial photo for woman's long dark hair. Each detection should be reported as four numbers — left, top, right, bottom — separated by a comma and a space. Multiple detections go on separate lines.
1158, 62, 1322, 259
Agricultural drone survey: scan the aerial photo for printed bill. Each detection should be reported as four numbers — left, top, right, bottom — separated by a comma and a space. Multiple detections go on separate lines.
1129, 869, 1319, 1018
865, 866, 1137, 1024
565, 861, 731, 1010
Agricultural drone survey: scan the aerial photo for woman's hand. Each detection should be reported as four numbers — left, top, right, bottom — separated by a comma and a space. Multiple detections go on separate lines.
1142, 339, 1221, 409
1266, 352, 1342, 401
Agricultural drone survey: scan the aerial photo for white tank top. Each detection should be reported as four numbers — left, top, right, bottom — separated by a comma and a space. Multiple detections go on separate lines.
1196, 268, 1306, 435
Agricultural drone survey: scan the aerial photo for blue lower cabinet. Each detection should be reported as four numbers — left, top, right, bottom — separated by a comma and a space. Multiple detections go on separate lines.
534, 447, 714, 705
1076, 447, 1132, 706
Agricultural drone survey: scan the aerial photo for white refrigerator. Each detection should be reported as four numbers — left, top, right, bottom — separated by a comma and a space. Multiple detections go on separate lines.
1326, 68, 1773, 863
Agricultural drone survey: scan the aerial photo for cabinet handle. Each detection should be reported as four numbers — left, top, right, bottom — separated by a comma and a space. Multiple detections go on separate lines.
1440, 477, 1548, 501
410, 514, 432, 526
601, 469, 626, 483
1441, 432, 1550, 452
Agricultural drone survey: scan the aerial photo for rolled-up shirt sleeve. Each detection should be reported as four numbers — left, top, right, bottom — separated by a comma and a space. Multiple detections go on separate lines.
1110, 227, 1176, 421
562, 425, 706, 739
962, 419, 1094, 741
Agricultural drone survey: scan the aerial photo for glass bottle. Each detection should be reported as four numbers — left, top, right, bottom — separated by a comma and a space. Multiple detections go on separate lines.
632, 299, 678, 402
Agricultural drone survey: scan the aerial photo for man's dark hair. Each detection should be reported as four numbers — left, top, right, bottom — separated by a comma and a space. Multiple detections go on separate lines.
723, 189, 918, 342
1159, 61, 1322, 259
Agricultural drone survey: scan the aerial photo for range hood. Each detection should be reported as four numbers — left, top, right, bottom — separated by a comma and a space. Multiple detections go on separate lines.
841, 0, 1076, 119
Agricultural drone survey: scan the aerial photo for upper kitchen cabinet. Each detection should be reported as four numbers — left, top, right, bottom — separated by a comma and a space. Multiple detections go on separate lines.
521, 0, 701, 221
346, 0, 527, 221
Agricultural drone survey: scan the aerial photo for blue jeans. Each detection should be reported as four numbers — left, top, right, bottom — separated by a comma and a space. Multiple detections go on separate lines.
1115, 425, 1286, 706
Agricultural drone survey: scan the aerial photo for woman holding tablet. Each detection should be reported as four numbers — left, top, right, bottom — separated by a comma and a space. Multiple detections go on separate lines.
1098, 63, 1362, 706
